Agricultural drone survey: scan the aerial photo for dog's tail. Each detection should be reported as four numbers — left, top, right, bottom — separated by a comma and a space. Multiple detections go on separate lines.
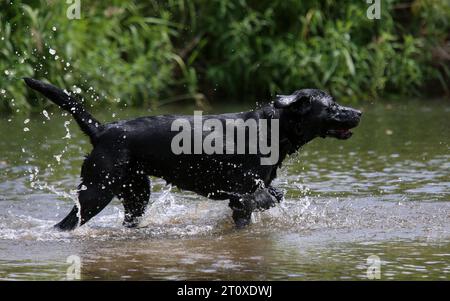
24, 78, 102, 144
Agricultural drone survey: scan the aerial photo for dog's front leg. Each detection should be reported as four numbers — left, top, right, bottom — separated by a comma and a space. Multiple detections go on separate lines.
228, 195, 253, 229
250, 188, 279, 211
228, 188, 279, 229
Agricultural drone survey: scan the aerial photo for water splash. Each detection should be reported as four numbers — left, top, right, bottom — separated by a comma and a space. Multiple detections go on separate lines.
42, 110, 50, 120
63, 121, 71, 139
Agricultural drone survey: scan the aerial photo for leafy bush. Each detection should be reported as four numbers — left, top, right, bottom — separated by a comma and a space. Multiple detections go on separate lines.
0, 0, 448, 113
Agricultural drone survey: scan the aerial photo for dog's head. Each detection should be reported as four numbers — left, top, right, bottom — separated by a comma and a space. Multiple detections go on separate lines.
274, 89, 362, 140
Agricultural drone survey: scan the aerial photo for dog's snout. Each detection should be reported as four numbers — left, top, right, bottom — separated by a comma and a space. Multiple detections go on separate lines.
339, 106, 361, 117
332, 106, 362, 128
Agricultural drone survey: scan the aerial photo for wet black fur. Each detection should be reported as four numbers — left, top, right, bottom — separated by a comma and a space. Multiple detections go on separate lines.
24, 78, 361, 230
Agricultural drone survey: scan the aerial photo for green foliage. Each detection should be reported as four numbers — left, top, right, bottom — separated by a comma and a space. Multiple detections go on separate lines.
190, 0, 449, 102
0, 0, 449, 113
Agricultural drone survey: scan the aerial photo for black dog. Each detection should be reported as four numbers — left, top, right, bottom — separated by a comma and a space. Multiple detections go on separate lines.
24, 78, 361, 230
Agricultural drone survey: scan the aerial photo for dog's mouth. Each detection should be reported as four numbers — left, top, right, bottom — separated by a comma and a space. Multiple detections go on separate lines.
323, 114, 361, 140
324, 128, 353, 139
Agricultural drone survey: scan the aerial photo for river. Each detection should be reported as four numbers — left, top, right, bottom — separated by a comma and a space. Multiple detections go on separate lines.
0, 100, 449, 280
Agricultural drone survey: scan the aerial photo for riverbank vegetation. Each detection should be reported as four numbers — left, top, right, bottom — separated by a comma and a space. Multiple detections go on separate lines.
0, 0, 449, 113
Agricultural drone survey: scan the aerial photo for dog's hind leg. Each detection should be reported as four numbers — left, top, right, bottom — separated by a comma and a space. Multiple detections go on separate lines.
118, 174, 151, 228
54, 148, 129, 231
55, 182, 115, 231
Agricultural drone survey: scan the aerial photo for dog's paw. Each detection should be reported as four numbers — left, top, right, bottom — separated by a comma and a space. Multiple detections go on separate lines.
123, 215, 142, 228
232, 209, 252, 229
250, 188, 277, 210
268, 186, 284, 203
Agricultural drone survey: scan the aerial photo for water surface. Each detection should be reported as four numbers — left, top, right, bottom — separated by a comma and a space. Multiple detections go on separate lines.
0, 100, 449, 280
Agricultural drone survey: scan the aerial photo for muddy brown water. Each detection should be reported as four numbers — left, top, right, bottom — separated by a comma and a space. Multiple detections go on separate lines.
0, 101, 449, 280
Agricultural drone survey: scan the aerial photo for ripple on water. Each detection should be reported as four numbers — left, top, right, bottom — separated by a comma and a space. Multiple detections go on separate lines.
0, 188, 448, 244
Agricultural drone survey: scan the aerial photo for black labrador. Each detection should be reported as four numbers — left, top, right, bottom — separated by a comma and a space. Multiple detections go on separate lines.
24, 78, 361, 230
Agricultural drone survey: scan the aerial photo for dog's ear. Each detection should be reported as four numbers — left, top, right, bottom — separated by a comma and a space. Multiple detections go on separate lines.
274, 94, 298, 108
274, 92, 311, 111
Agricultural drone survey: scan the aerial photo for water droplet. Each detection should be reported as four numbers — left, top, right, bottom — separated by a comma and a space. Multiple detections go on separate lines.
63, 121, 71, 139
42, 110, 50, 120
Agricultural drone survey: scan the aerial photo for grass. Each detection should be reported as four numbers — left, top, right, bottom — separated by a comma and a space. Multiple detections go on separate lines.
0, 0, 449, 113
